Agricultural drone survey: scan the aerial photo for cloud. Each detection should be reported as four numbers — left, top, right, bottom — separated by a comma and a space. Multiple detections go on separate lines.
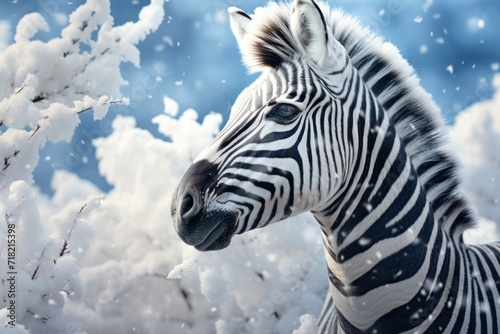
0, 20, 11, 51
450, 74, 500, 242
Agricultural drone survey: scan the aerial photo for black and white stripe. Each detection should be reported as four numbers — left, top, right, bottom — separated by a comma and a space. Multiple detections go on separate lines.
171, 1, 500, 332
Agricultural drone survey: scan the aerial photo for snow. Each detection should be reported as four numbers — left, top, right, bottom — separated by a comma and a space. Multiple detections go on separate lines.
0, 20, 11, 51
446, 65, 454, 75
162, 95, 179, 116
467, 17, 486, 32
0, 1, 499, 333
0, 74, 41, 129
0, 1, 164, 332
81, 104, 324, 332
419, 44, 428, 54
14, 13, 49, 43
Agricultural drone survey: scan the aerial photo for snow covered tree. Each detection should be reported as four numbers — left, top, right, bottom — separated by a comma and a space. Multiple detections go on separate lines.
0, 1, 165, 332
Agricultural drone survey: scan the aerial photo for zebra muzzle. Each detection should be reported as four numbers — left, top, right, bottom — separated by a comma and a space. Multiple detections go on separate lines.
172, 190, 238, 251
171, 160, 238, 251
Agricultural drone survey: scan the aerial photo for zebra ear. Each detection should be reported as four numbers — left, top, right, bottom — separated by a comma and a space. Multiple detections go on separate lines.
228, 7, 252, 50
290, 0, 337, 68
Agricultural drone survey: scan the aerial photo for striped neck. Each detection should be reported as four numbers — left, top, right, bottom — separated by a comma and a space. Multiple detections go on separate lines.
313, 88, 450, 331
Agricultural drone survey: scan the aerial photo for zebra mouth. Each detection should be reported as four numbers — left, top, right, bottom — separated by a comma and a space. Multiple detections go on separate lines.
191, 211, 238, 251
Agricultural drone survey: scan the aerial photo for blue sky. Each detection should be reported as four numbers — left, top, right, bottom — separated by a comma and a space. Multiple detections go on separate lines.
0, 0, 499, 194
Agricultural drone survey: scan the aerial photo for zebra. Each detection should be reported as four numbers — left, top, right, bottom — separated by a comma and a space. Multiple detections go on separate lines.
170, 0, 500, 332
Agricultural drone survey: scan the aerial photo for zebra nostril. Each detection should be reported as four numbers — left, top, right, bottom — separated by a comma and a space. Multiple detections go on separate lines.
179, 188, 201, 221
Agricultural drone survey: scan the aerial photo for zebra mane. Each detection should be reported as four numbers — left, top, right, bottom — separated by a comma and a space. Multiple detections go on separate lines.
236, 1, 475, 236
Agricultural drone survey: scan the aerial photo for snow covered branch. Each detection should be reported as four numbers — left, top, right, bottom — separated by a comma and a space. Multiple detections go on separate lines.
0, 0, 165, 332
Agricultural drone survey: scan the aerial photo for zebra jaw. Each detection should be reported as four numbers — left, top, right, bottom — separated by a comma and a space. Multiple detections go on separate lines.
171, 160, 239, 251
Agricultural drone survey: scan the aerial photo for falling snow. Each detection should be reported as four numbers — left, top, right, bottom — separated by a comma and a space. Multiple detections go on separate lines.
0, 1, 498, 333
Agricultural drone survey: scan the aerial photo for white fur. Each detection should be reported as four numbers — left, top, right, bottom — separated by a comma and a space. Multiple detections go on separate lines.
228, 7, 251, 51
290, 0, 330, 68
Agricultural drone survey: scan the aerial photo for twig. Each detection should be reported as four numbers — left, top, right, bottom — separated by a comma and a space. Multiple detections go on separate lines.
180, 287, 193, 311
27, 99, 126, 142
28, 116, 48, 140
32, 246, 48, 280
26, 310, 48, 324
59, 240, 70, 258
58, 196, 104, 259
31, 95, 45, 103
15, 84, 26, 95
59, 203, 88, 258
2, 150, 20, 171
76, 99, 127, 114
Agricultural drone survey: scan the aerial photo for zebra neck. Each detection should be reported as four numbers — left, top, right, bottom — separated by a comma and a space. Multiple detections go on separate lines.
313, 113, 449, 331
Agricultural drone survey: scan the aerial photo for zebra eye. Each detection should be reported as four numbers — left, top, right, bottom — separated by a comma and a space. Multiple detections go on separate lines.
266, 103, 301, 125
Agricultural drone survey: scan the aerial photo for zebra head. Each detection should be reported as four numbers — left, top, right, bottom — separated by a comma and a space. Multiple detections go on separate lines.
171, 0, 352, 251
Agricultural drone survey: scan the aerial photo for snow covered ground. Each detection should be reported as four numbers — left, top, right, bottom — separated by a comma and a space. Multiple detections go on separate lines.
0, 1, 499, 333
